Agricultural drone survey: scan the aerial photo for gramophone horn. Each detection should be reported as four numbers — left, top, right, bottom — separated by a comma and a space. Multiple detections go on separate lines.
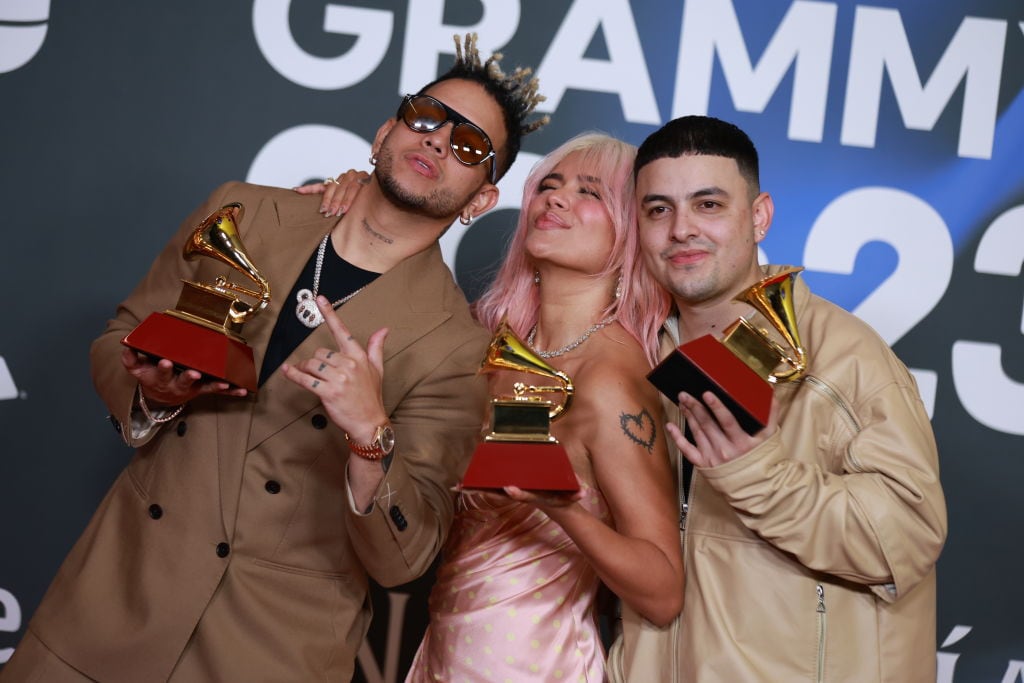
481, 319, 575, 421
183, 202, 271, 323
724, 266, 807, 383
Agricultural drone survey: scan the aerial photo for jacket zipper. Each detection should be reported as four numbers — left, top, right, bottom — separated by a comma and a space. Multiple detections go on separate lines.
816, 584, 828, 683
803, 375, 865, 470
673, 395, 686, 683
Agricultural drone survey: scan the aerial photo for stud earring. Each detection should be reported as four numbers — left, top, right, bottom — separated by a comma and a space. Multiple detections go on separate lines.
614, 272, 623, 300
533, 270, 541, 286
369, 153, 378, 166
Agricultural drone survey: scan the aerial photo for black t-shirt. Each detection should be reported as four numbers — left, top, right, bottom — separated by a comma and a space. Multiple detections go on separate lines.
258, 239, 379, 386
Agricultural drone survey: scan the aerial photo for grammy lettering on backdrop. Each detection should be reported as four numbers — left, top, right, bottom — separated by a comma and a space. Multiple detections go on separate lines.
460, 320, 580, 493
122, 203, 270, 393
647, 266, 808, 434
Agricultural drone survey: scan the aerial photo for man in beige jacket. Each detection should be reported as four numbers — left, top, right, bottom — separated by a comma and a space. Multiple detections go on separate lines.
623, 115, 947, 682
1, 35, 547, 683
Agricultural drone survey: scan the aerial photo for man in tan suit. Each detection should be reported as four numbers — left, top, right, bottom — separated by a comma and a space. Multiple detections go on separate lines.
1, 35, 547, 683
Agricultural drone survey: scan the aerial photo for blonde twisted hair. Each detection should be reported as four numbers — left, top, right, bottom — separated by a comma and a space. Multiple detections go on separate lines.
419, 33, 549, 180
451, 33, 549, 136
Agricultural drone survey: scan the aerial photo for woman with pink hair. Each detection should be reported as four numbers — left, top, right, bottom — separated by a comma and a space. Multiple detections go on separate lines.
307, 132, 683, 681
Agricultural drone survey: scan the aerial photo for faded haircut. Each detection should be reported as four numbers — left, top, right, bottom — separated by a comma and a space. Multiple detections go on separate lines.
634, 115, 761, 196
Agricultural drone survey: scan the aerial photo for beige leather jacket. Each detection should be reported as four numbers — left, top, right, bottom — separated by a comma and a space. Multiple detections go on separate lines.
663, 266, 946, 683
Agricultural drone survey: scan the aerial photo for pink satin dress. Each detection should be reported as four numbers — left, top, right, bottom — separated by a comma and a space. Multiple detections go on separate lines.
405, 485, 610, 682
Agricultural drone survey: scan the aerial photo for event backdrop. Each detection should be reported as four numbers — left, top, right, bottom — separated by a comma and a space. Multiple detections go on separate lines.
1, 1, 1022, 681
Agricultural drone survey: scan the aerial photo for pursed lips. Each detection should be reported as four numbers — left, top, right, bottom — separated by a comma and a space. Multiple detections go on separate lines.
534, 211, 569, 230
407, 153, 439, 179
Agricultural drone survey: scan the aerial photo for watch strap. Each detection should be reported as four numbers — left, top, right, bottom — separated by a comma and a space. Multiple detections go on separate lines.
345, 424, 393, 461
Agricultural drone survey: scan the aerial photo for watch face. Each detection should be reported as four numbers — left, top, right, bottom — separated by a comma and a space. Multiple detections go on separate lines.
379, 425, 395, 454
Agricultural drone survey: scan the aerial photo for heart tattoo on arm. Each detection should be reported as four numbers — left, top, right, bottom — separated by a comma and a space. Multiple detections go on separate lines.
620, 407, 656, 453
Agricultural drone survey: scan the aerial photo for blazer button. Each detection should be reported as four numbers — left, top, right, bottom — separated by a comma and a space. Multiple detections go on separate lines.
311, 414, 328, 429
216, 542, 230, 558
176, 421, 187, 437
389, 505, 408, 531
148, 504, 163, 519
265, 480, 281, 494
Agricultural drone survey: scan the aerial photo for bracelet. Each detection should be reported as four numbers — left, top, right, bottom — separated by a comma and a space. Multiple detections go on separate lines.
137, 386, 185, 424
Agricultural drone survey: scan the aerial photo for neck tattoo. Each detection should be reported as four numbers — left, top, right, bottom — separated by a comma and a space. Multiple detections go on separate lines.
526, 315, 618, 359
362, 218, 394, 245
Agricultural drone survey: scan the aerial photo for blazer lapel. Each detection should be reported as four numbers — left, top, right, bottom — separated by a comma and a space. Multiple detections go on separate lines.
247, 242, 457, 450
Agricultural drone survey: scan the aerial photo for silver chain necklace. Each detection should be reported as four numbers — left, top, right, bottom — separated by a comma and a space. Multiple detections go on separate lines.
295, 234, 365, 328
526, 315, 618, 359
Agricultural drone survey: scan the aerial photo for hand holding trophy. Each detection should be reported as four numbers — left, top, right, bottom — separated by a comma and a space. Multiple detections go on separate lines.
460, 319, 580, 493
122, 203, 270, 393
647, 266, 807, 434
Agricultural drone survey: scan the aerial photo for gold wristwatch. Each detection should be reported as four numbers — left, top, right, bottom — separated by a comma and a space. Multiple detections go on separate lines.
345, 424, 395, 461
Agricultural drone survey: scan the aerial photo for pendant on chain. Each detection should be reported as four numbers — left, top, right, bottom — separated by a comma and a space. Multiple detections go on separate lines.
296, 289, 323, 328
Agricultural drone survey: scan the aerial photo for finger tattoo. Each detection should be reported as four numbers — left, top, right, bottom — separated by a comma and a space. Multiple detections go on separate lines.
312, 380, 321, 389
318, 362, 327, 372
326, 351, 335, 359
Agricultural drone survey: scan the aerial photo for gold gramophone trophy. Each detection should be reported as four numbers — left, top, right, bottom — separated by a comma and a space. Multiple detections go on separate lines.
647, 266, 807, 434
122, 202, 270, 393
460, 319, 580, 492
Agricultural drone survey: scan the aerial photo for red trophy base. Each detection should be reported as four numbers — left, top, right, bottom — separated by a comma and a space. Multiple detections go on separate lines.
647, 334, 771, 434
122, 311, 258, 393
460, 441, 579, 493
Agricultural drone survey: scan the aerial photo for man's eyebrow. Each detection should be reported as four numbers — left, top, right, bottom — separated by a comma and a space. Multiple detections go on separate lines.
640, 186, 729, 205
640, 192, 674, 205
688, 186, 728, 200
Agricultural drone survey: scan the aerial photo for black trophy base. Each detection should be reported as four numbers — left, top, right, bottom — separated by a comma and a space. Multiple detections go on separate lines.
647, 334, 771, 435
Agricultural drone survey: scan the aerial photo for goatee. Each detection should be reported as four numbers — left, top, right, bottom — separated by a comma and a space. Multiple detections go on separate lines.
375, 148, 474, 220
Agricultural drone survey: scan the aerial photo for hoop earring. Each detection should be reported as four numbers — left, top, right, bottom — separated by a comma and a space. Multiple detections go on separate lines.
459, 213, 473, 226
369, 153, 378, 166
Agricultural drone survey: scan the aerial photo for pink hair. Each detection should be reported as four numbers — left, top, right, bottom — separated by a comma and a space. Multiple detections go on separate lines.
474, 132, 670, 365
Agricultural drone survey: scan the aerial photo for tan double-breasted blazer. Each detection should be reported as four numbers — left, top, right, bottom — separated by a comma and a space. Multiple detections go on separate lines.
24, 182, 489, 682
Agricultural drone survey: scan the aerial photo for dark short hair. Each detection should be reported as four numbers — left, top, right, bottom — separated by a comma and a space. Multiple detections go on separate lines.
634, 115, 760, 195
417, 34, 548, 182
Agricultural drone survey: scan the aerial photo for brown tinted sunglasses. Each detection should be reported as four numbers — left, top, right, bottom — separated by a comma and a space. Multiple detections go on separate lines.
397, 94, 497, 184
